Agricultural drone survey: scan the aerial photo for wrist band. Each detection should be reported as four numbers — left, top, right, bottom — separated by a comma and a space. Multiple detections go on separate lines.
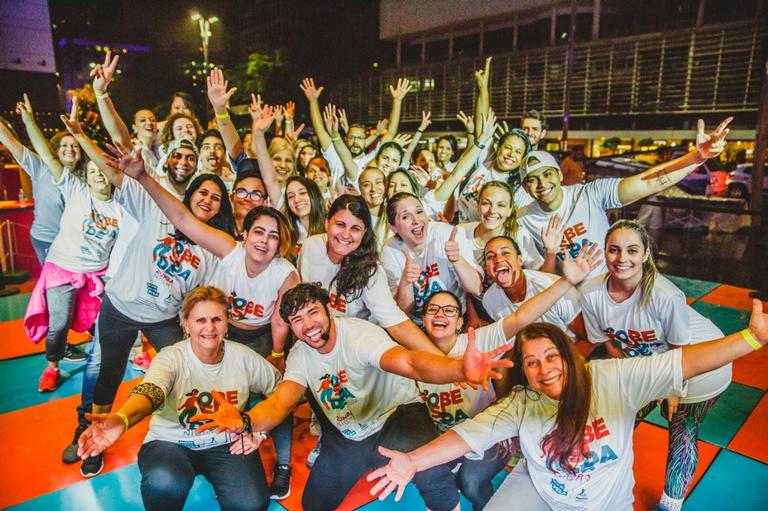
271, 351, 285, 358
215, 112, 230, 120
95, 92, 109, 99
741, 328, 762, 351
115, 411, 130, 431
239, 411, 252, 434
330, 133, 341, 142
416, 129, 424, 134
255, 431, 268, 441
474, 140, 487, 150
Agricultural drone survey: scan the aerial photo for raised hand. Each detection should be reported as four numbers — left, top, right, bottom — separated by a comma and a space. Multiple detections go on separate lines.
562, 242, 603, 285
322, 104, 340, 137
90, 50, 119, 94
367, 446, 417, 502
299, 77, 324, 101
392, 132, 413, 148
389, 78, 412, 101
15, 93, 34, 124
190, 390, 244, 434
477, 109, 498, 145
444, 226, 461, 263
60, 97, 84, 136
456, 111, 474, 134
748, 299, 768, 345
410, 164, 431, 188
541, 214, 564, 255
338, 108, 350, 134
275, 105, 285, 125
474, 57, 492, 89
376, 118, 389, 135
284, 123, 306, 146
284, 101, 295, 120
251, 100, 276, 134
77, 412, 126, 459
207, 68, 237, 112
695, 117, 732, 160
461, 327, 514, 390
494, 119, 511, 143
401, 248, 422, 284
418, 111, 432, 132
110, 144, 146, 180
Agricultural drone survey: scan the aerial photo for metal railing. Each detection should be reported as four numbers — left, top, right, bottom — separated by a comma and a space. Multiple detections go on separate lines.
332, 19, 767, 124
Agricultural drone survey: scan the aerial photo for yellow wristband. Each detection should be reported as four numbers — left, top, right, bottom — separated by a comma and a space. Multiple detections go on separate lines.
215, 112, 230, 120
330, 133, 341, 142
115, 411, 130, 431
742, 328, 762, 351
95, 92, 109, 99
271, 351, 285, 358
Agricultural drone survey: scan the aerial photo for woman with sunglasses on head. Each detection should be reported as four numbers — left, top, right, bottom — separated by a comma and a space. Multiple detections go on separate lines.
368, 300, 768, 511
578, 220, 732, 511
119, 150, 300, 499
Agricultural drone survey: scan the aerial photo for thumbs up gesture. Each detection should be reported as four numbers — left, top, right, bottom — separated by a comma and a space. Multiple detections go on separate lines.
445, 226, 461, 264
401, 248, 422, 284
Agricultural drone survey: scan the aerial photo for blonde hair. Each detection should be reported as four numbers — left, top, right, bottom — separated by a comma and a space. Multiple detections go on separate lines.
605, 220, 657, 309
180, 286, 229, 322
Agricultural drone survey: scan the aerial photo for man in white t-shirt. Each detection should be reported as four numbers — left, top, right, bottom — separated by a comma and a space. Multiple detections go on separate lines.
192, 283, 513, 511
517, 119, 730, 279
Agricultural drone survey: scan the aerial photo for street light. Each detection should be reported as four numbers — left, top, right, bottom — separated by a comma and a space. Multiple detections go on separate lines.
191, 13, 218, 66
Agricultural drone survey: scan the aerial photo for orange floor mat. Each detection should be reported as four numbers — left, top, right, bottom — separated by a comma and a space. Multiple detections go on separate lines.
732, 346, 768, 391
631, 422, 719, 510
699, 285, 757, 311
0, 377, 143, 509
0, 318, 92, 360
728, 393, 768, 464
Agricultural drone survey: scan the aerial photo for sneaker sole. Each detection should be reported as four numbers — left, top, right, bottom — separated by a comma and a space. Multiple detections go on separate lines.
62, 356, 87, 362
80, 462, 104, 478
270, 488, 291, 500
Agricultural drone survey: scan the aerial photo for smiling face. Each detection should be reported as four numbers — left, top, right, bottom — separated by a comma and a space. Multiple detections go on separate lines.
423, 292, 463, 345
287, 300, 333, 352
200, 136, 225, 173
478, 186, 513, 232
345, 127, 367, 157
232, 177, 266, 220
415, 150, 436, 171
85, 161, 110, 194
306, 162, 330, 192
521, 337, 565, 399
171, 96, 192, 116
522, 167, 564, 211
387, 172, 414, 198
57, 135, 81, 167
605, 227, 648, 287
436, 139, 454, 165
172, 116, 197, 141
286, 180, 311, 219
185, 300, 227, 355
166, 147, 197, 184
189, 179, 222, 223
244, 214, 280, 264
484, 237, 523, 289
521, 118, 545, 147
298, 144, 316, 168
377, 147, 401, 175
495, 135, 527, 172
359, 168, 386, 209
391, 196, 429, 249
324, 208, 366, 263
271, 148, 294, 184
132, 109, 157, 140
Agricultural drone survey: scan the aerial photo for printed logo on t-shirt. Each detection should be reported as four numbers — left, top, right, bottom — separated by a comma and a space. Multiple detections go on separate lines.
82, 211, 119, 241
228, 291, 265, 320
151, 236, 201, 283
329, 292, 347, 314
176, 388, 239, 433
317, 370, 356, 411
542, 416, 618, 478
603, 327, 661, 357
556, 222, 592, 262
420, 388, 470, 428
412, 263, 445, 311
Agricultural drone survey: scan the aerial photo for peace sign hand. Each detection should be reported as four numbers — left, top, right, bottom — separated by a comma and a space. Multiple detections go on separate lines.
15, 93, 34, 124
696, 117, 732, 160
60, 97, 84, 136
90, 50, 119, 94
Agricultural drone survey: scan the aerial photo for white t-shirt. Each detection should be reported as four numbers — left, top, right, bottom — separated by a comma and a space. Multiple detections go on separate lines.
517, 179, 623, 280
418, 320, 505, 433
381, 222, 481, 323
105, 177, 215, 322
18, 148, 64, 242
483, 270, 581, 339
456, 222, 544, 271
210, 243, 298, 328
454, 350, 687, 511
458, 154, 533, 223
143, 340, 280, 450
283, 317, 419, 441
297, 234, 408, 328
45, 172, 122, 273
580, 273, 731, 403
322, 143, 378, 194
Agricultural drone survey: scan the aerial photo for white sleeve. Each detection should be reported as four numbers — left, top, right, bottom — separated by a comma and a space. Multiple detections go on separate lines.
473, 320, 508, 352
380, 242, 405, 293
657, 292, 691, 346
320, 144, 347, 186
53, 170, 81, 197
363, 266, 409, 328
18, 147, 47, 179
552, 286, 582, 329
517, 229, 544, 270
614, 349, 686, 411
587, 178, 623, 210
246, 351, 282, 395
283, 346, 309, 387
421, 189, 447, 220
580, 285, 609, 345
453, 395, 522, 456
113, 176, 153, 222
455, 225, 482, 272
366, 327, 401, 370
142, 350, 179, 398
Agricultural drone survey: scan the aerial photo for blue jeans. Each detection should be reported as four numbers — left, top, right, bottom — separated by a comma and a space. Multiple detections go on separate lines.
45, 284, 77, 362
455, 444, 508, 510
138, 440, 269, 511
305, 397, 460, 511
30, 236, 52, 265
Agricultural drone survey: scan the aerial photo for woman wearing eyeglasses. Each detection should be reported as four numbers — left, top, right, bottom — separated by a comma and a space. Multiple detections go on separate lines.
417, 246, 600, 510
230, 169, 268, 240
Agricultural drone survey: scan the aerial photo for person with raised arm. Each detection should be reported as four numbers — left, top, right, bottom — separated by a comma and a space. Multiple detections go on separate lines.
366, 299, 768, 511
516, 117, 732, 280
187, 282, 518, 511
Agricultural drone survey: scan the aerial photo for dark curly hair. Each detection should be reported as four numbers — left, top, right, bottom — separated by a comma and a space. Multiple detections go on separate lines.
327, 194, 378, 301
279, 283, 330, 323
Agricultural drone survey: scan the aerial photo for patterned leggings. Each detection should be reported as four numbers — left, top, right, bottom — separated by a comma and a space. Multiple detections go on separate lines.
637, 395, 721, 499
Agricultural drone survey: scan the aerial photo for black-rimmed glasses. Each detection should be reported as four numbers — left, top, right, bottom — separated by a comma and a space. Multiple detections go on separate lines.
424, 304, 460, 317
234, 188, 265, 201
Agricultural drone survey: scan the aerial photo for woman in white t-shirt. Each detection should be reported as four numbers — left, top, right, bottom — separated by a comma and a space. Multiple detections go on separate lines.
357, 167, 390, 249
283, 175, 326, 259
381, 192, 483, 324
367, 306, 768, 511
76, 287, 281, 511
579, 219, 732, 511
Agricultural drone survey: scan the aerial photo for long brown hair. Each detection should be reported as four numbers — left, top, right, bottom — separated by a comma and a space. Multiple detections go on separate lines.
504, 323, 592, 475
605, 219, 657, 309
478, 180, 518, 237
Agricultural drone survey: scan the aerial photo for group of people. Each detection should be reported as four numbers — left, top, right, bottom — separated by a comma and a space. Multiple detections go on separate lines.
2, 51, 765, 511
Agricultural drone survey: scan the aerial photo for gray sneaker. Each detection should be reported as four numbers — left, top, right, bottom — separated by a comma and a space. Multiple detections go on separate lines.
62, 424, 87, 464
306, 440, 321, 468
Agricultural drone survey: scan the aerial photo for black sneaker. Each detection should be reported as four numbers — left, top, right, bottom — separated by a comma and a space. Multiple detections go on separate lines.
62, 424, 87, 464
80, 453, 104, 478
63, 343, 87, 362
270, 464, 291, 500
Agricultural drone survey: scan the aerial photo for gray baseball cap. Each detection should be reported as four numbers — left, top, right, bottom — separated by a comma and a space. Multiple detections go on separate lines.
520, 151, 559, 180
